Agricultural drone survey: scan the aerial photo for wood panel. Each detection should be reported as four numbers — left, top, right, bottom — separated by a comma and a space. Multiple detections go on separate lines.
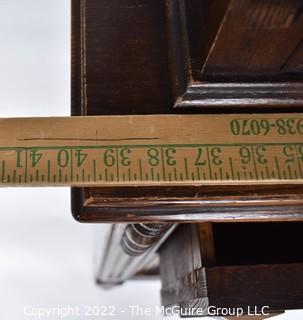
72, 0, 171, 116
202, 0, 303, 77
207, 264, 303, 310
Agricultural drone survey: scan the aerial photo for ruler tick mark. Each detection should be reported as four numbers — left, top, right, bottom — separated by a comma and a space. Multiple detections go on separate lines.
93, 160, 97, 182
229, 158, 235, 180
184, 158, 189, 180
275, 157, 282, 180
1, 160, 5, 183
160, 147, 166, 181
174, 167, 177, 181
206, 147, 213, 180
250, 146, 259, 180
287, 165, 293, 180
283, 170, 287, 180
196, 167, 201, 180
139, 159, 143, 181
47, 160, 51, 182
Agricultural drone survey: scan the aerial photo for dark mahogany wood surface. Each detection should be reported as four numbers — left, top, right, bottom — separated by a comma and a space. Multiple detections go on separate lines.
160, 223, 303, 314
72, 2, 303, 314
71, 0, 303, 223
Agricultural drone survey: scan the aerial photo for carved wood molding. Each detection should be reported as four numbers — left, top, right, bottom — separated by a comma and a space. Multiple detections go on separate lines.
165, 0, 303, 110
71, 185, 303, 222
95, 223, 176, 285
121, 223, 172, 256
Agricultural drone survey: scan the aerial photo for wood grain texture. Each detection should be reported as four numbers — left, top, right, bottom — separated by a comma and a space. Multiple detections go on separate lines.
160, 223, 303, 313
165, 0, 303, 109
72, 184, 303, 222
162, 264, 303, 310
121, 223, 172, 256
95, 223, 176, 285
160, 224, 202, 289
71, 0, 303, 223
202, 0, 303, 76
283, 41, 303, 74
206, 263, 303, 310
175, 82, 303, 109
198, 223, 216, 266
77, 0, 171, 115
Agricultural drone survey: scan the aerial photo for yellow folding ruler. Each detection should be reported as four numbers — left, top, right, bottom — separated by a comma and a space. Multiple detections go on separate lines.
0, 114, 302, 186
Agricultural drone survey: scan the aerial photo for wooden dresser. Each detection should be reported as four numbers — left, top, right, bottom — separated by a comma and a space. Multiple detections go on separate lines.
71, 0, 303, 317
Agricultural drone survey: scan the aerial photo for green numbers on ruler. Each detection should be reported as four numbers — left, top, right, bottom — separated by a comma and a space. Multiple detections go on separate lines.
30, 150, 42, 167
1, 142, 303, 185
230, 118, 303, 136
15, 149, 23, 168
147, 147, 177, 167
147, 148, 159, 166
120, 148, 131, 166
210, 147, 222, 166
75, 150, 88, 167
57, 149, 69, 167
275, 119, 302, 135
230, 119, 271, 136
283, 145, 296, 163
195, 147, 222, 166
239, 146, 267, 165
164, 148, 176, 166
195, 148, 206, 166
241, 146, 267, 165
239, 147, 251, 164
104, 149, 115, 167
283, 145, 303, 163
103, 148, 132, 167
255, 145, 267, 164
